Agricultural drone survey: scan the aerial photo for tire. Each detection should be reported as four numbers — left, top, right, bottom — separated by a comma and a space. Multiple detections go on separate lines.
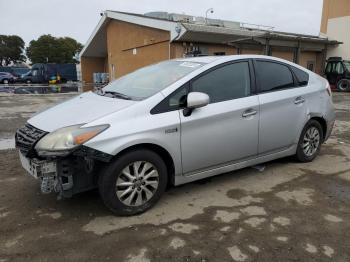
337, 79, 350, 92
26, 80, 31, 84
296, 120, 324, 162
98, 149, 168, 216
2, 79, 9, 84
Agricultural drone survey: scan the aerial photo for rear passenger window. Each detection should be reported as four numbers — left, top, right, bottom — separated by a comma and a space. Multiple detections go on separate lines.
256, 61, 295, 93
291, 66, 309, 86
191, 62, 251, 104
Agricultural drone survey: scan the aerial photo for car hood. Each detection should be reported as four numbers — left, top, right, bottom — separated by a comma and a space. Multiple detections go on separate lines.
28, 92, 137, 132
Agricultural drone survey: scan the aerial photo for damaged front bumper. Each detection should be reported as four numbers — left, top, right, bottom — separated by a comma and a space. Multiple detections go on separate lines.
19, 152, 78, 198
18, 151, 103, 199
16, 124, 110, 198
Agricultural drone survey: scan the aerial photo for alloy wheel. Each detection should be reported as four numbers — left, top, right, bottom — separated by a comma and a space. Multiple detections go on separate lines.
302, 127, 320, 157
116, 161, 159, 207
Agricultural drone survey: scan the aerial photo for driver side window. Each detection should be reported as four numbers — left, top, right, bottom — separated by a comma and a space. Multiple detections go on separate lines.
191, 62, 251, 104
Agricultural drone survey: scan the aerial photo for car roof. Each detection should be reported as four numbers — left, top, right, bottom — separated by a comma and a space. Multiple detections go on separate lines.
175, 55, 293, 64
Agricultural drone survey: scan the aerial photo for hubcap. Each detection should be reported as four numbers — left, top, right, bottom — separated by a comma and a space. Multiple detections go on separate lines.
302, 127, 320, 157
116, 161, 159, 207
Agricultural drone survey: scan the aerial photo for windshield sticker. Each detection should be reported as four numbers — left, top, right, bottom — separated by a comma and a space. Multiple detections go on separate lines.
179, 62, 201, 68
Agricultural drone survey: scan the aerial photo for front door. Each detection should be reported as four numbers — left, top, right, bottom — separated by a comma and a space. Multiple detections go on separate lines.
180, 61, 259, 175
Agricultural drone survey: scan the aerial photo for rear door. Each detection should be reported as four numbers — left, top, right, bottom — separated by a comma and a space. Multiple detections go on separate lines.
254, 60, 308, 155
180, 60, 260, 174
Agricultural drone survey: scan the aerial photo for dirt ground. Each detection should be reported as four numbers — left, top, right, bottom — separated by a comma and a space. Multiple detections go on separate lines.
0, 92, 349, 262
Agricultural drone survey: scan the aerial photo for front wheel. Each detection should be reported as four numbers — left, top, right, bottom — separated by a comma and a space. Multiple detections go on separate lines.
98, 149, 168, 216
296, 120, 323, 162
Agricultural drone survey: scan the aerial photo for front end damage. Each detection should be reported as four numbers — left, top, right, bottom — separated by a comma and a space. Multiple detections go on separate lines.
15, 123, 112, 199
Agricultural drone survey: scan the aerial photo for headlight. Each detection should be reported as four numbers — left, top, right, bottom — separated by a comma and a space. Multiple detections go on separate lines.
35, 124, 109, 156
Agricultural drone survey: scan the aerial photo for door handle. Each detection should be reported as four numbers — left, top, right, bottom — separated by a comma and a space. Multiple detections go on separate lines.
294, 96, 305, 105
242, 109, 257, 118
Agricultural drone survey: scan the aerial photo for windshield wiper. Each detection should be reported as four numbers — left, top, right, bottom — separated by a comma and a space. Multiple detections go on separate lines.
103, 91, 133, 100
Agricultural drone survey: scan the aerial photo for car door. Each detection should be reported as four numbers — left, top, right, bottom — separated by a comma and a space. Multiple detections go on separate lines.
254, 60, 307, 155
180, 60, 260, 175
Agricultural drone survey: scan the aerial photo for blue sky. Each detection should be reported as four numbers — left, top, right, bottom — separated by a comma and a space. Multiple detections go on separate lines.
0, 0, 324, 46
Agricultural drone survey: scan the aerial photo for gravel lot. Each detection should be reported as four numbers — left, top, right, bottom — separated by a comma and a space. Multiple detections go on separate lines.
0, 92, 349, 262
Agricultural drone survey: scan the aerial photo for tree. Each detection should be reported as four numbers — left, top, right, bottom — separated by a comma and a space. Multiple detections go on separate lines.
26, 35, 83, 64
0, 35, 26, 66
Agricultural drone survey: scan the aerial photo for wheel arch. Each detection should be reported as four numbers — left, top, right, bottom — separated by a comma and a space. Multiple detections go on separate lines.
110, 143, 176, 187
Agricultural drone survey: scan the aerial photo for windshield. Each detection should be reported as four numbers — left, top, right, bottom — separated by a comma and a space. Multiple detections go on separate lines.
344, 61, 350, 71
102, 61, 204, 100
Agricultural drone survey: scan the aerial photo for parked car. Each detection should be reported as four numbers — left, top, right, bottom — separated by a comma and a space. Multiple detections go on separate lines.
0, 66, 30, 80
0, 72, 16, 84
20, 63, 77, 84
16, 55, 335, 215
324, 57, 350, 91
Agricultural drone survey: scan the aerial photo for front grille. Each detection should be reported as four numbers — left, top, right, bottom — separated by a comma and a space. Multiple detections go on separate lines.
15, 123, 48, 157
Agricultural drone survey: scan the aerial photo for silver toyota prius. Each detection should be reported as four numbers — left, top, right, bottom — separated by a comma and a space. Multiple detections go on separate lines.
16, 55, 335, 215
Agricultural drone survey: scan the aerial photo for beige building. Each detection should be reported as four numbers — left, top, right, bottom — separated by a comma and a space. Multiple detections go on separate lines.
321, 0, 350, 59
80, 10, 340, 87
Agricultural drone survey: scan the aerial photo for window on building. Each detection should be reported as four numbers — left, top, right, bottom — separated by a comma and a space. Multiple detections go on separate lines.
191, 62, 251, 104
255, 61, 295, 92
307, 61, 315, 72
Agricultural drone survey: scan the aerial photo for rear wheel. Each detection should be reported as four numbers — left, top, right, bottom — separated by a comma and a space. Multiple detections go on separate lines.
26, 79, 31, 84
337, 79, 350, 92
98, 149, 167, 216
296, 120, 323, 162
2, 79, 9, 84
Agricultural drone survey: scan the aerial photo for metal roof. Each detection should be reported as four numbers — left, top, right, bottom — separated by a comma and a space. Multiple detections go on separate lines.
80, 10, 341, 58
179, 23, 266, 44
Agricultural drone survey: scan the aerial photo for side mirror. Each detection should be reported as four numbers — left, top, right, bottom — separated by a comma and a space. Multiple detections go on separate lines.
183, 92, 210, 117
187, 92, 210, 109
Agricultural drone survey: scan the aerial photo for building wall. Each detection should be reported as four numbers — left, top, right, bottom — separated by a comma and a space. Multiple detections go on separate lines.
80, 56, 106, 84
321, 0, 350, 60
271, 50, 294, 62
106, 20, 170, 80
321, 0, 350, 33
170, 42, 185, 58
170, 42, 237, 58
300, 51, 318, 72
326, 16, 350, 60
240, 48, 264, 55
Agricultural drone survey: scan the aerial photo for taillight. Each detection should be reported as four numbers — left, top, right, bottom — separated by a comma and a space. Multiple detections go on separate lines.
326, 82, 332, 97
